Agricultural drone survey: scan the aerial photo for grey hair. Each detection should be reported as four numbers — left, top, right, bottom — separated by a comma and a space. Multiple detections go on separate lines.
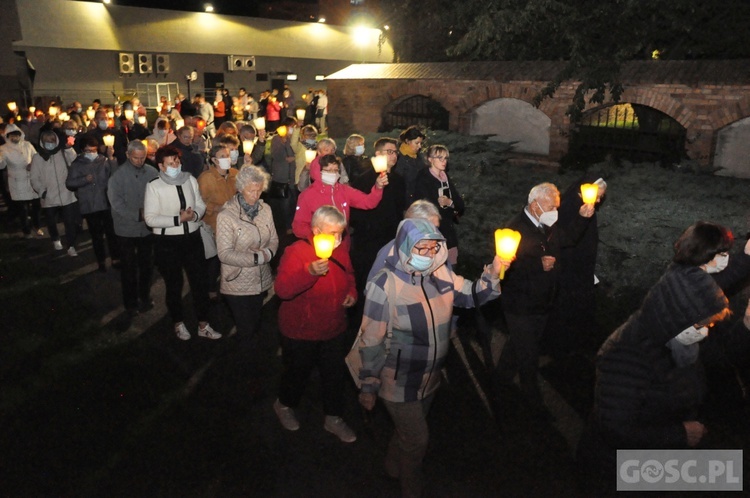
317, 138, 337, 152
527, 182, 560, 205
236, 165, 271, 192
405, 199, 441, 222
126, 139, 146, 153
311, 205, 346, 230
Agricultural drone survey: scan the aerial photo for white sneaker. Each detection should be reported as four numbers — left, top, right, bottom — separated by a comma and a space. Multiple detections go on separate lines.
273, 399, 300, 431
67, 246, 78, 257
197, 323, 222, 339
53, 240, 63, 251
175, 323, 191, 341
324, 415, 357, 443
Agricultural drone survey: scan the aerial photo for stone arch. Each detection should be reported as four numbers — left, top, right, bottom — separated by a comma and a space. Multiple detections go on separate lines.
379, 94, 449, 132
468, 98, 551, 155
617, 89, 694, 130
714, 115, 750, 178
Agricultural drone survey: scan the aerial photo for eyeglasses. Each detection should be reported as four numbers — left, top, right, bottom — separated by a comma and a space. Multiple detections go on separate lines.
383, 149, 397, 155
414, 243, 441, 256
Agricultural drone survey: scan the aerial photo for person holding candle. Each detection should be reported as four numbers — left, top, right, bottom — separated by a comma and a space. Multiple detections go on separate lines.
145, 117, 176, 147
352, 218, 510, 498
236, 124, 267, 169
545, 175, 607, 360
414, 144, 465, 266
268, 117, 298, 235
265, 94, 282, 134
293, 125, 318, 192
86, 109, 128, 164
173, 126, 206, 179
66, 137, 120, 272
143, 145, 221, 341
273, 205, 358, 443
29, 129, 79, 255
292, 154, 387, 248
349, 137, 405, 301
493, 182, 594, 419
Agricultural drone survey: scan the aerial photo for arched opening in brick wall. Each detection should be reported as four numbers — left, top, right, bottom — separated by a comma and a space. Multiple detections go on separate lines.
714, 116, 750, 178
468, 98, 551, 155
379, 94, 449, 132
569, 103, 686, 164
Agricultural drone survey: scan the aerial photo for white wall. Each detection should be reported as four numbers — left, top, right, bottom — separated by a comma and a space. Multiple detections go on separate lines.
469, 98, 551, 155
714, 116, 750, 178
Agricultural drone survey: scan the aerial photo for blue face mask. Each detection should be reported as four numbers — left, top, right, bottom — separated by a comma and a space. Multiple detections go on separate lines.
410, 254, 433, 272
84, 152, 98, 161
354, 145, 365, 156
98, 120, 109, 130
43, 142, 56, 151
165, 165, 181, 178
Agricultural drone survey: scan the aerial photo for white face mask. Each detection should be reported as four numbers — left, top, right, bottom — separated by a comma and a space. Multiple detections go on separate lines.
65, 129, 77, 137
354, 145, 365, 156
165, 165, 181, 178
218, 157, 231, 170
705, 253, 729, 274
536, 200, 558, 227
321, 171, 339, 186
229, 149, 239, 165
673, 325, 709, 345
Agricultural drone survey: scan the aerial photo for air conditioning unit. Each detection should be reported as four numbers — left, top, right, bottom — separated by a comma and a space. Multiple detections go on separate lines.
228, 55, 255, 72
118, 52, 135, 74
138, 54, 153, 74
155, 54, 170, 74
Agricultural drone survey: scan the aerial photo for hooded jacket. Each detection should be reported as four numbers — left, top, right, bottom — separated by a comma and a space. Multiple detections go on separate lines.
0, 124, 38, 200
355, 219, 501, 402
592, 265, 729, 450
66, 152, 117, 215
216, 195, 278, 296
29, 131, 77, 208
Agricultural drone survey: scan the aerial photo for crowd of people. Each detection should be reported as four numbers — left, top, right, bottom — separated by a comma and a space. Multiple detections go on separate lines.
2, 93, 750, 497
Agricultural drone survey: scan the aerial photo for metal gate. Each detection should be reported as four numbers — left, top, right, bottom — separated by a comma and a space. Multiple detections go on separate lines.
568, 103, 686, 164
380, 94, 449, 132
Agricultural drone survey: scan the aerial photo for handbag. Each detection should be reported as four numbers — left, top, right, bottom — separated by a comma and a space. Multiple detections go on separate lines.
199, 221, 217, 259
269, 181, 290, 199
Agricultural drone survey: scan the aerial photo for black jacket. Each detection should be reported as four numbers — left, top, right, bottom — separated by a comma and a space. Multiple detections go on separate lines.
413, 168, 465, 250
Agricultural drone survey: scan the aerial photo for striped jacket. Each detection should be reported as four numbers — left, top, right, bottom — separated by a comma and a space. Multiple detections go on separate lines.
356, 218, 501, 402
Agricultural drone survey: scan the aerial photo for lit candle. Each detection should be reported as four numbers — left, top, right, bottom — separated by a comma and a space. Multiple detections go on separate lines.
141, 139, 148, 147
305, 150, 317, 164
124, 109, 134, 121
253, 117, 266, 131
277, 125, 287, 137
102, 135, 115, 147
137, 115, 147, 125
371, 155, 388, 174
29, 106, 36, 114
48, 106, 58, 116
7, 102, 17, 112
494, 228, 522, 280
58, 112, 70, 122
86, 108, 95, 120
107, 110, 115, 119
295, 109, 306, 121
313, 233, 336, 260
580, 183, 599, 205
242, 140, 254, 156
174, 118, 185, 130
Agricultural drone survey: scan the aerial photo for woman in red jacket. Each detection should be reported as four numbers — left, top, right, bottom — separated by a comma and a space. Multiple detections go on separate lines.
265, 95, 282, 133
273, 205, 358, 443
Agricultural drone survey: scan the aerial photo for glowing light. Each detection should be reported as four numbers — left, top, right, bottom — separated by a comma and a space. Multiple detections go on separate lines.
318, 17, 326, 23
86, 108, 95, 120
494, 229, 521, 280
102, 135, 115, 147
253, 117, 266, 131
204, 3, 214, 12
296, 109, 306, 121
580, 183, 599, 205
315, 75, 325, 81
371, 155, 388, 174
138, 115, 147, 125
59, 112, 70, 122
353, 26, 372, 46
286, 74, 298, 81
7, 102, 17, 112
48, 106, 59, 117
102, 0, 111, 4
383, 25, 390, 31
174, 118, 185, 130
652, 49, 661, 60
107, 110, 115, 119
123, 109, 134, 121
277, 126, 287, 137
313, 233, 335, 259
242, 140, 254, 155
305, 150, 317, 164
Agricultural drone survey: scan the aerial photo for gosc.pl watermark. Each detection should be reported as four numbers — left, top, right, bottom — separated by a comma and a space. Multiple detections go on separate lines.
617, 450, 742, 491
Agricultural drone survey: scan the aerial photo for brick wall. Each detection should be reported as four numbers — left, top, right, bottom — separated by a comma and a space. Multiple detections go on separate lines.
327, 78, 750, 170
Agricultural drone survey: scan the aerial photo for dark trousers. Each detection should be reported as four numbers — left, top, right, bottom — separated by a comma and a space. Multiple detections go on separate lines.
154, 230, 210, 324
83, 210, 120, 264
13, 198, 41, 235
119, 234, 155, 310
207, 255, 220, 294
495, 312, 549, 406
44, 202, 80, 248
278, 333, 347, 417
224, 293, 266, 373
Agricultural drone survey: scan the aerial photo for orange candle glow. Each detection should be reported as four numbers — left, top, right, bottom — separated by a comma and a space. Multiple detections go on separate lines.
277, 125, 287, 137
102, 135, 115, 147
242, 140, 254, 155
494, 228, 521, 280
580, 183, 599, 205
371, 155, 388, 174
305, 150, 317, 164
48, 106, 58, 117
123, 109, 134, 121
7, 102, 17, 112
313, 233, 336, 260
